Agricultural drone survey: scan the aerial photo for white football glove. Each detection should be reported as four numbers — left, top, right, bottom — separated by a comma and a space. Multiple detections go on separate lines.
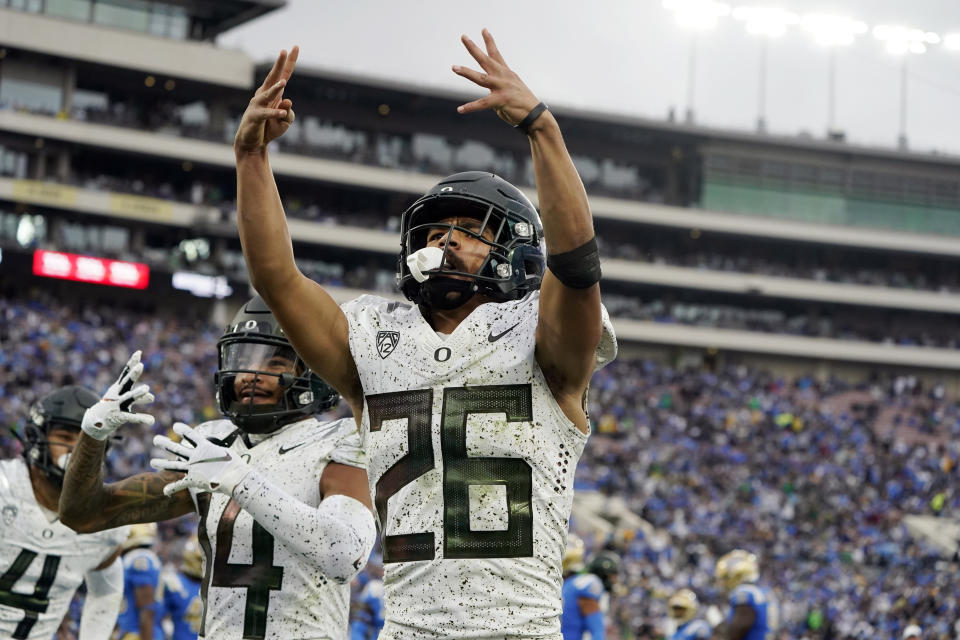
81, 350, 155, 441
151, 422, 252, 497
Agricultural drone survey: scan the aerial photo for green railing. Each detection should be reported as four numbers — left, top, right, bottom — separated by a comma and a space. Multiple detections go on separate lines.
702, 181, 960, 236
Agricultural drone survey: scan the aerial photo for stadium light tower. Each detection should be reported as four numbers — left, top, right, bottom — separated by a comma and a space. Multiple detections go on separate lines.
662, 0, 732, 123
732, 6, 800, 133
800, 14, 868, 137
873, 25, 939, 149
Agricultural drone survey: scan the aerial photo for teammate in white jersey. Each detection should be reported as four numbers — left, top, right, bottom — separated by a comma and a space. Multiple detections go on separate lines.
1, 386, 127, 640
234, 30, 616, 638
59, 297, 376, 640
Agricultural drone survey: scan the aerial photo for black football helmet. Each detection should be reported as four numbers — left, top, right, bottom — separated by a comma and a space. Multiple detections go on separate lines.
215, 296, 338, 434
397, 171, 545, 310
588, 551, 621, 591
23, 386, 99, 487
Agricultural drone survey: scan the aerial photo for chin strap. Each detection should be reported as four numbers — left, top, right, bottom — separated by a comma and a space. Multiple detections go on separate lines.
420, 277, 477, 310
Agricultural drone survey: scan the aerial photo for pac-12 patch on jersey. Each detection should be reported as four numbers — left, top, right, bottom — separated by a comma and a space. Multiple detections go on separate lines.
342, 292, 616, 639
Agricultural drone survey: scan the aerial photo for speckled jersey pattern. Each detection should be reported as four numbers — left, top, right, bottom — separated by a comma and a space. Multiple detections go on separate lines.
190, 416, 364, 640
0, 458, 128, 640
341, 292, 616, 639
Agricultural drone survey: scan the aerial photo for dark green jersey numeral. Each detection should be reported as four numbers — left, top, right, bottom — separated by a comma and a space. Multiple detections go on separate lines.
367, 384, 534, 563
0, 549, 60, 639
200, 498, 284, 640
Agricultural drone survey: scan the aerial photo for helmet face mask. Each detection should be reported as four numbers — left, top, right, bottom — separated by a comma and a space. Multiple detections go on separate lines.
22, 386, 100, 488
398, 172, 545, 310
215, 297, 338, 434
715, 550, 759, 592
668, 589, 698, 624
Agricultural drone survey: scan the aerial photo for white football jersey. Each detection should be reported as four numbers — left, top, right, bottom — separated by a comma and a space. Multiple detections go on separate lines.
0, 458, 128, 640
342, 291, 616, 639
190, 416, 365, 640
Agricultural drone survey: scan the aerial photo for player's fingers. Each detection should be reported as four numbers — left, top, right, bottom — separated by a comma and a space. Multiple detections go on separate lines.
452, 65, 495, 88
154, 434, 192, 459
162, 478, 191, 497
252, 107, 288, 121
150, 458, 186, 473
461, 34, 494, 71
118, 383, 151, 404
481, 29, 507, 66
260, 49, 288, 89
252, 80, 287, 107
171, 422, 194, 437
120, 412, 155, 427
280, 45, 299, 82
128, 391, 155, 408
278, 98, 293, 110
457, 96, 494, 114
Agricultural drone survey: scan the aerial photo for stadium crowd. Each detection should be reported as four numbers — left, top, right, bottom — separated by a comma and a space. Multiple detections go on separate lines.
2, 290, 958, 639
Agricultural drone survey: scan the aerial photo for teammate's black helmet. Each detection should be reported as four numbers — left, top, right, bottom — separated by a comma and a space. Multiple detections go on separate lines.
397, 172, 545, 310
23, 386, 99, 487
588, 551, 621, 591
215, 296, 338, 434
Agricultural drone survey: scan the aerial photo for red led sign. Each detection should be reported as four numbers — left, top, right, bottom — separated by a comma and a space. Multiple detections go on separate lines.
33, 250, 150, 289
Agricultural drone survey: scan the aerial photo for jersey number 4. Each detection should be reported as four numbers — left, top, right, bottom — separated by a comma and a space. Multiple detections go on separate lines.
0, 549, 60, 639
367, 383, 534, 563
199, 498, 283, 640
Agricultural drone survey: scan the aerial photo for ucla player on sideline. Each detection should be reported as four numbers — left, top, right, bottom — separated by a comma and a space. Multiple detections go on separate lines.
234, 28, 616, 639
561, 535, 606, 640
116, 523, 163, 640
156, 538, 204, 640
0, 386, 130, 640
714, 550, 779, 640
667, 589, 711, 640
58, 298, 376, 640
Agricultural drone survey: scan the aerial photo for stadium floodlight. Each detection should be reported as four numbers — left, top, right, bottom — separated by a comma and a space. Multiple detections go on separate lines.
662, 0, 731, 30
732, 6, 799, 38
800, 13, 867, 47
872, 25, 934, 149
944, 34, 960, 50
799, 14, 868, 135
662, 0, 732, 123
731, 7, 799, 132
873, 25, 935, 55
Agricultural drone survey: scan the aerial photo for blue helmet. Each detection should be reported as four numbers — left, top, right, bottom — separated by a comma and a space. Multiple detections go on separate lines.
397, 172, 545, 310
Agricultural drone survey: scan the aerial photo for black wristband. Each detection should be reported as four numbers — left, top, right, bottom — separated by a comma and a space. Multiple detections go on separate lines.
515, 102, 549, 136
547, 236, 602, 289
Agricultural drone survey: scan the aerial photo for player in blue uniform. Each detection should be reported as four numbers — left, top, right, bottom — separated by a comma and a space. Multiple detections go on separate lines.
561, 538, 619, 640
668, 589, 711, 640
157, 538, 203, 640
349, 576, 384, 640
714, 550, 779, 640
116, 523, 163, 640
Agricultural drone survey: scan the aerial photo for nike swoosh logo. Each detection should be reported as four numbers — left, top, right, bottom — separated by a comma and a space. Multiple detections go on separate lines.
193, 454, 232, 464
279, 440, 315, 454
488, 322, 521, 343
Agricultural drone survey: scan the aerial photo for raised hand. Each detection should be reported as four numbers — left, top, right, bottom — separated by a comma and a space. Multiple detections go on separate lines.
151, 423, 252, 497
234, 46, 300, 154
452, 29, 543, 129
80, 351, 155, 441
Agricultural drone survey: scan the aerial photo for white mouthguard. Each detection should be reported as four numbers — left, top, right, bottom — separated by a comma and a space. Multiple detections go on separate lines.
407, 247, 445, 283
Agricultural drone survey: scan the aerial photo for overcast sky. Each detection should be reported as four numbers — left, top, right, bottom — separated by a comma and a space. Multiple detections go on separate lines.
218, 0, 960, 155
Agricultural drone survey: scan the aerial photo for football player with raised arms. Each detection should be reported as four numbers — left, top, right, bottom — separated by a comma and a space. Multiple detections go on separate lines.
0, 386, 129, 640
58, 298, 376, 640
233, 29, 616, 639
